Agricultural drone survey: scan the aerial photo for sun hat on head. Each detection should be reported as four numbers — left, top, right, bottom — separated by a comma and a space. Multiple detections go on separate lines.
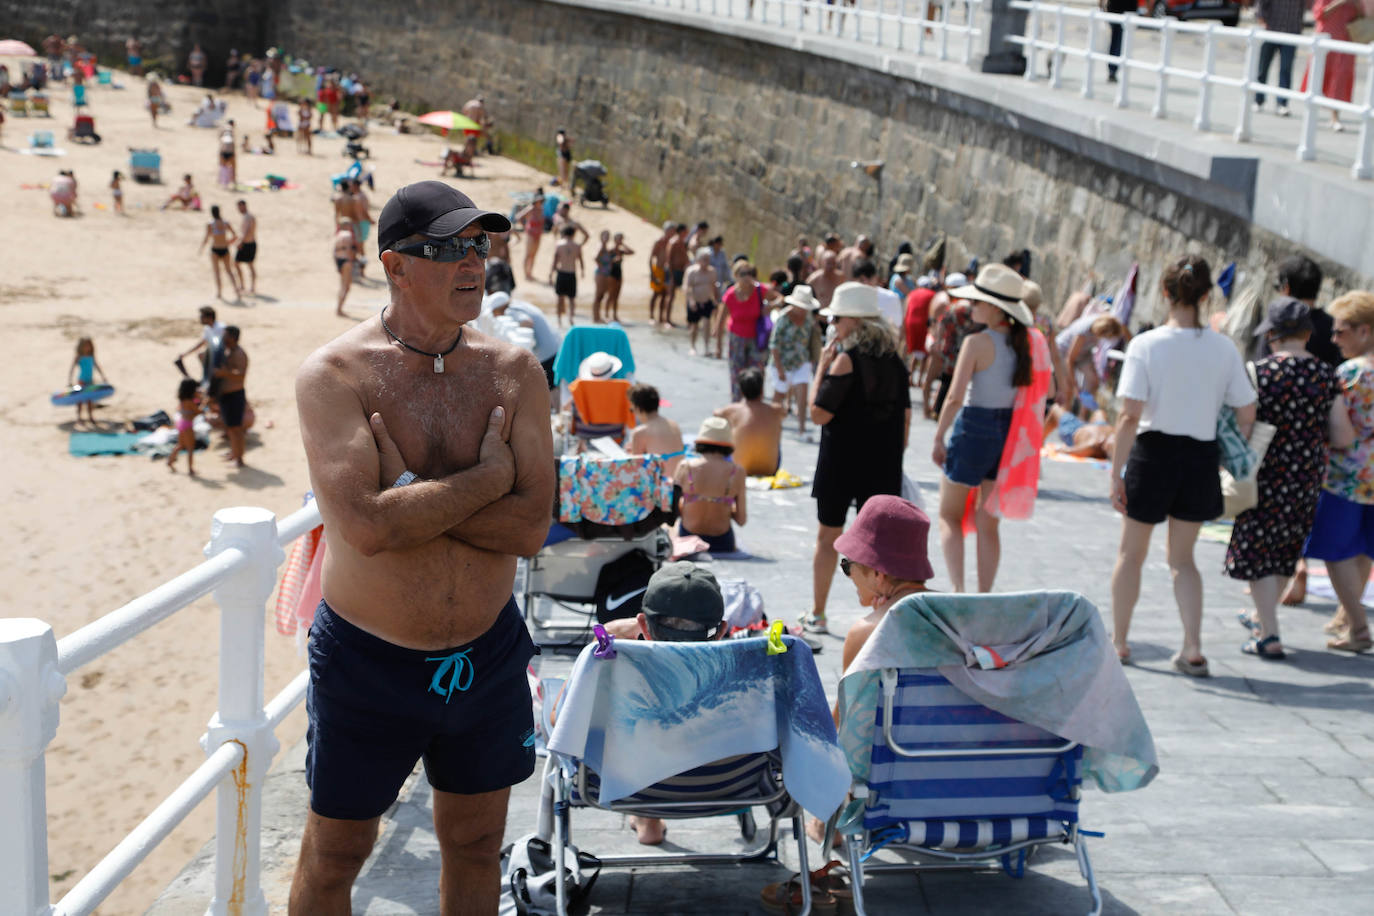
577, 351, 623, 380
694, 416, 734, 448
819, 282, 881, 319
833, 495, 935, 582
784, 285, 822, 311
641, 562, 725, 641
1253, 296, 1313, 339
1021, 280, 1044, 311
894, 253, 916, 273
949, 264, 1035, 326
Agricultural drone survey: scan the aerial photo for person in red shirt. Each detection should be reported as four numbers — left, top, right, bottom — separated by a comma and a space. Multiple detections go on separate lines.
720, 262, 783, 401
904, 278, 936, 385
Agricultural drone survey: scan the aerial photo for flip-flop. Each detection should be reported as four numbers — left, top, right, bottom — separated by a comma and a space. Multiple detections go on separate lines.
1241, 634, 1287, 660
1236, 610, 1259, 632
1171, 652, 1210, 678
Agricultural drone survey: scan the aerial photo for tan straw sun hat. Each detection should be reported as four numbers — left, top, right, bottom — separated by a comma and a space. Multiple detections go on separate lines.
819, 281, 881, 319
949, 264, 1035, 326
894, 253, 916, 273
694, 416, 734, 448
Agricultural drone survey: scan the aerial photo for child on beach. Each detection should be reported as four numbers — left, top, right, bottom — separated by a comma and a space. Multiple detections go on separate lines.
109, 170, 124, 215
67, 336, 108, 426
167, 377, 201, 475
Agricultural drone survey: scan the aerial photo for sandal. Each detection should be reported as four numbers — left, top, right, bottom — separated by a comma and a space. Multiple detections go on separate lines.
801, 613, 829, 635
809, 861, 854, 916
1171, 652, 1210, 678
1236, 610, 1258, 632
1327, 627, 1373, 653
1241, 634, 1286, 660
760, 872, 837, 916
1323, 614, 1349, 635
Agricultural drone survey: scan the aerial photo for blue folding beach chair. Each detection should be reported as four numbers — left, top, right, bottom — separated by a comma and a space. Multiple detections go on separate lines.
840, 669, 1101, 916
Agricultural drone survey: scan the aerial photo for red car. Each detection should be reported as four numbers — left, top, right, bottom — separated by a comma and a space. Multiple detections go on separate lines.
1137, 0, 1243, 27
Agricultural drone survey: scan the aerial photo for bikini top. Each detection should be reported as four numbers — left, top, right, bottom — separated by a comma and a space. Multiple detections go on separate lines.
681, 460, 736, 508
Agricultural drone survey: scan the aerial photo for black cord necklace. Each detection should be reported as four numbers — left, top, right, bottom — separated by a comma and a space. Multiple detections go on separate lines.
380, 307, 463, 373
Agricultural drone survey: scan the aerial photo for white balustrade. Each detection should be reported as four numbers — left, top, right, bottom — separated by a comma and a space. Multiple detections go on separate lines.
0, 500, 320, 916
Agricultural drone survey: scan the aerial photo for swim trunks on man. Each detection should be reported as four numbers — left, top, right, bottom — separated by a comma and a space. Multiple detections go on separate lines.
687, 300, 716, 324
555, 270, 577, 298
236, 241, 257, 263
304, 597, 538, 820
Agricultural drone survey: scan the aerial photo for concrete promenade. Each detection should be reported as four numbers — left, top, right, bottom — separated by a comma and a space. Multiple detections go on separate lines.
148, 322, 1374, 914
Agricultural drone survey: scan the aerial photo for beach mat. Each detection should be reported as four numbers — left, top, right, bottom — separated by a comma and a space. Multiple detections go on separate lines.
69, 431, 143, 456
1041, 447, 1110, 469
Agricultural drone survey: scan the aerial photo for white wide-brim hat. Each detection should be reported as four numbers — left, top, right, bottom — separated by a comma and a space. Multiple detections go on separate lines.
818, 282, 881, 319
784, 285, 822, 311
578, 351, 623, 380
948, 264, 1034, 326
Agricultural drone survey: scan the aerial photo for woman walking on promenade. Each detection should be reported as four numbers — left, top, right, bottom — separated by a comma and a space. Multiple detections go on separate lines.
1110, 256, 1256, 675
721, 262, 782, 401
803, 282, 911, 633
931, 264, 1047, 593
1226, 298, 1352, 659
1299, 291, 1374, 653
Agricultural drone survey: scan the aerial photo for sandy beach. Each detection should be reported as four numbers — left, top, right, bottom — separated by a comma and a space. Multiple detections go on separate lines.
0, 60, 665, 913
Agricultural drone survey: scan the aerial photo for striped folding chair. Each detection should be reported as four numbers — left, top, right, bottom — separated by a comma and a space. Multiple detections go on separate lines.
842, 669, 1101, 916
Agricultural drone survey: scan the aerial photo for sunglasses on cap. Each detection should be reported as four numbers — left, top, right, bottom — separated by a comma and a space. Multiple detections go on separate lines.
392, 233, 490, 262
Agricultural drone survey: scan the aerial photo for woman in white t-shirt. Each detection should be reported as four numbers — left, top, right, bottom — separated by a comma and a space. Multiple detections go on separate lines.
1109, 256, 1256, 676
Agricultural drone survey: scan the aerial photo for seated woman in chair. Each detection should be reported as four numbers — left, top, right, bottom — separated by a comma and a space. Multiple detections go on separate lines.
626, 382, 685, 476
674, 417, 746, 554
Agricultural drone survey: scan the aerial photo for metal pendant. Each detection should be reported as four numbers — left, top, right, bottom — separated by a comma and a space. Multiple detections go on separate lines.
434, 354, 444, 374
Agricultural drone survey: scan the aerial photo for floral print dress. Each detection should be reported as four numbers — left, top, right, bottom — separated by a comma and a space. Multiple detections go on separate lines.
1224, 353, 1337, 581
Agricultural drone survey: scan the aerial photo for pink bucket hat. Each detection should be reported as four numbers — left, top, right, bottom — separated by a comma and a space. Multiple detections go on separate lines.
833, 495, 934, 582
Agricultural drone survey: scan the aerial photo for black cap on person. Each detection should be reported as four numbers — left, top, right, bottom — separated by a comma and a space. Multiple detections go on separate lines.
377, 180, 512, 254
641, 562, 725, 642
1253, 296, 1314, 339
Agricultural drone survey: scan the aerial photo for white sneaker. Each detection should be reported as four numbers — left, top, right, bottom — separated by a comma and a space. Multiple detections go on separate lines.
1277, 106, 1291, 118
1333, 120, 1346, 133
1252, 102, 1264, 113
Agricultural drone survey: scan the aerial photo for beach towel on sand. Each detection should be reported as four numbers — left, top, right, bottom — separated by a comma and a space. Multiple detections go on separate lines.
68, 431, 143, 456
839, 590, 1158, 794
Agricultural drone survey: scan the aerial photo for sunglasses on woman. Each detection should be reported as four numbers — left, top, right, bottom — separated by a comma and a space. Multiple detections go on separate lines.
839, 557, 853, 577
393, 233, 490, 262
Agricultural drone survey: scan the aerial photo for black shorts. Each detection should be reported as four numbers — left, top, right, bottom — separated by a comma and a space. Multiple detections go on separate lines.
671, 269, 685, 287
1122, 431, 1222, 525
555, 270, 577, 298
220, 150, 234, 163
687, 300, 716, 324
816, 490, 882, 528
235, 241, 257, 263
218, 388, 247, 427
305, 597, 538, 820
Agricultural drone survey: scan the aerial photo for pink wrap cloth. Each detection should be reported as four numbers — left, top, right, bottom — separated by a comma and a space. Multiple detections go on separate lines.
274, 525, 324, 637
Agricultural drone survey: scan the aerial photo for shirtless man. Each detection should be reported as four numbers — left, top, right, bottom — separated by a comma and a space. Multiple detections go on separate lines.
836, 234, 868, 279
663, 224, 690, 329
805, 250, 845, 310
550, 202, 588, 245
549, 225, 584, 326
625, 383, 685, 475
647, 221, 674, 326
292, 181, 553, 915
234, 200, 259, 295
714, 368, 786, 477
214, 326, 249, 467
682, 247, 719, 356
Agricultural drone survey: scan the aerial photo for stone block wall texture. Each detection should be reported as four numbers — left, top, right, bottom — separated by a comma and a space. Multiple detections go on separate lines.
7, 0, 1368, 320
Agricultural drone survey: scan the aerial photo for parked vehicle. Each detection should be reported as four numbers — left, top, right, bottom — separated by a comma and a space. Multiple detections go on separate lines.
1137, 0, 1242, 27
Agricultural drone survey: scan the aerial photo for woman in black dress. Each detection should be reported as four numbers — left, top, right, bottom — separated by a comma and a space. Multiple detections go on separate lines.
803, 282, 911, 633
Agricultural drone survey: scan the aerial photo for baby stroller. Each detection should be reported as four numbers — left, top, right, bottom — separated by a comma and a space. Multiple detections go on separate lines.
573, 160, 609, 208
338, 121, 369, 159
129, 147, 162, 183
69, 113, 101, 144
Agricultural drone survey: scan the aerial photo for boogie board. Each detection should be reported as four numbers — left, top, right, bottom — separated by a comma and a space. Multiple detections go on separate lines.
51, 384, 115, 406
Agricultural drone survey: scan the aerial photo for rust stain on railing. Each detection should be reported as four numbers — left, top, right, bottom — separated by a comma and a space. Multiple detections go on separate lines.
228, 739, 249, 915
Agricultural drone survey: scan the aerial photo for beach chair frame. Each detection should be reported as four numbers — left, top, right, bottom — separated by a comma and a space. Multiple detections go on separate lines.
544, 748, 813, 916
841, 668, 1101, 916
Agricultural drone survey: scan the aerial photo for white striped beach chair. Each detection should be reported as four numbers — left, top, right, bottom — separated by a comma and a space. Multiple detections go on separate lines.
842, 669, 1101, 916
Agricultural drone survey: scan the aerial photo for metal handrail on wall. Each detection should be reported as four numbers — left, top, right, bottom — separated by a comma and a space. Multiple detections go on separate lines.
1008, 0, 1374, 179
0, 500, 321, 916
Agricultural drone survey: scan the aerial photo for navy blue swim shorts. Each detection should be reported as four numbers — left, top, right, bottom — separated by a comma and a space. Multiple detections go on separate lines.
305, 596, 538, 820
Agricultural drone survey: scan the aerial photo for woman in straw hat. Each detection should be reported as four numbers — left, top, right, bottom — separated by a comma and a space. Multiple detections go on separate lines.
931, 264, 1040, 593
673, 417, 747, 555
802, 282, 911, 634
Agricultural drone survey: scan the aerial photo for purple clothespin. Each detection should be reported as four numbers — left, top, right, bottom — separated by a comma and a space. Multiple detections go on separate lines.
592, 624, 616, 659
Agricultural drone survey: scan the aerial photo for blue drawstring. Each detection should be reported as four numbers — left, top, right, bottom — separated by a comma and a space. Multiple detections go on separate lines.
426, 649, 474, 703
861, 823, 909, 861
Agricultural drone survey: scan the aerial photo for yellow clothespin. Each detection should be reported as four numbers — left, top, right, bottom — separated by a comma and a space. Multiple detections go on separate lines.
766, 619, 788, 655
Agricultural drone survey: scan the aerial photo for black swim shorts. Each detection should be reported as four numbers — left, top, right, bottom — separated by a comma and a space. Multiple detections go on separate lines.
218, 388, 247, 427
1122, 431, 1222, 525
305, 597, 538, 820
687, 300, 716, 324
235, 241, 257, 263
555, 270, 577, 298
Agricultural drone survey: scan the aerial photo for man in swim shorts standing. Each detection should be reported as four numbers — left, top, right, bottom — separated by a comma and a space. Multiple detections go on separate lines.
234, 199, 258, 296
550, 224, 584, 326
292, 180, 554, 914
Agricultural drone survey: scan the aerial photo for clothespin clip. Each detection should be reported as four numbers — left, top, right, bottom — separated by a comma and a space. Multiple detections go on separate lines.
766, 620, 788, 656
592, 624, 616, 659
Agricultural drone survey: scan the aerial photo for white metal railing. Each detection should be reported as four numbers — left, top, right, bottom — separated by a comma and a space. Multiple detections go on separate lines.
0, 499, 321, 916
1009, 1, 1374, 179
634, 0, 985, 64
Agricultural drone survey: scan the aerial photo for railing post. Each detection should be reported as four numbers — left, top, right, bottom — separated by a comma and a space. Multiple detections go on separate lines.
0, 619, 66, 916
897, 0, 907, 50
1154, 17, 1173, 118
1025, 1, 1041, 80
1298, 35, 1326, 160
1049, 3, 1064, 88
202, 507, 285, 916
1084, 8, 1099, 99
939, 0, 951, 60
1115, 13, 1133, 108
1354, 45, 1374, 179
1234, 26, 1259, 141
1195, 20, 1217, 131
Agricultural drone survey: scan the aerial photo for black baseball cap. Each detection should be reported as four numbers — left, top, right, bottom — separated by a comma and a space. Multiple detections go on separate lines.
377, 180, 512, 254
1253, 296, 1313, 339
641, 562, 724, 642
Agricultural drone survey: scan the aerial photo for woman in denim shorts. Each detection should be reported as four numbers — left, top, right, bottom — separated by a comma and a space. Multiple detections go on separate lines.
931, 265, 1039, 593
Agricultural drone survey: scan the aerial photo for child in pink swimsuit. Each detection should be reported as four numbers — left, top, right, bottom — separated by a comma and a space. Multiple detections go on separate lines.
167, 377, 201, 475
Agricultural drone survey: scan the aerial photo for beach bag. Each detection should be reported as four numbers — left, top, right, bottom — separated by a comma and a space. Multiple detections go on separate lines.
1220, 362, 1277, 517
594, 548, 655, 623
503, 834, 601, 916
1216, 408, 1257, 479
754, 288, 773, 352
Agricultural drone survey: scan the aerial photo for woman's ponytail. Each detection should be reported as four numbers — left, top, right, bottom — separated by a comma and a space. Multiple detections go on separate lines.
1008, 319, 1032, 387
